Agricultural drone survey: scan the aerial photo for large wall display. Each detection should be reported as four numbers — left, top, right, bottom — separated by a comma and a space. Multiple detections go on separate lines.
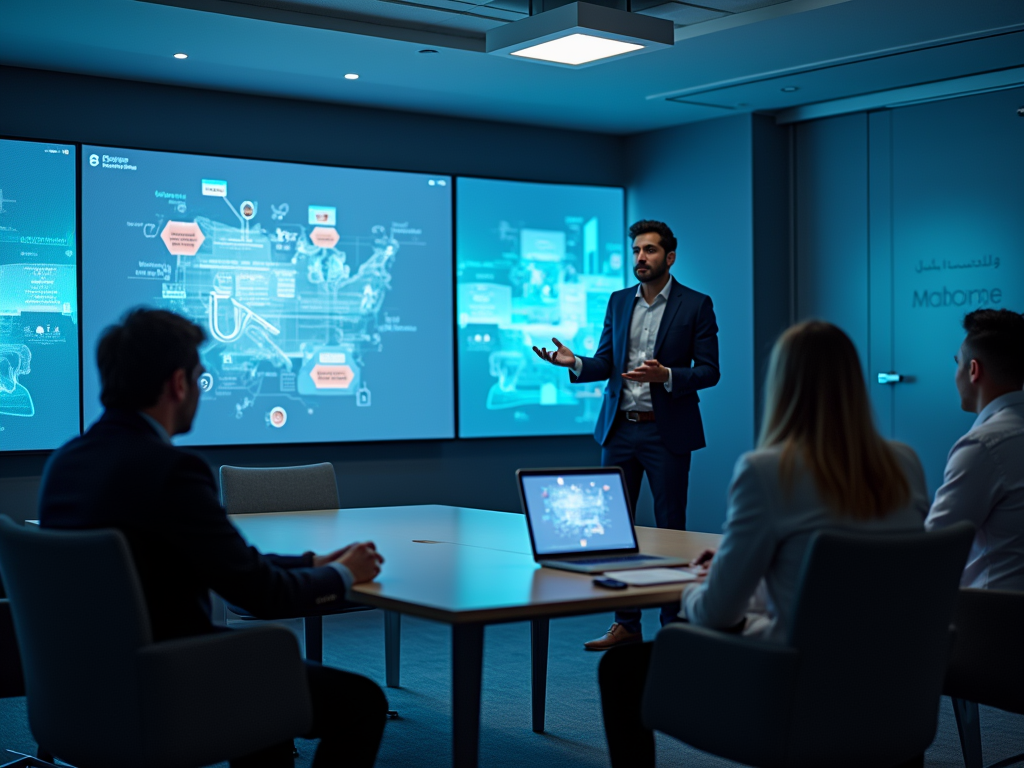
81, 146, 455, 446
0, 139, 80, 452
456, 178, 625, 438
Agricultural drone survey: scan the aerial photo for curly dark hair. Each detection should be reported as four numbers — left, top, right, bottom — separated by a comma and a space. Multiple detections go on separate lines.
628, 220, 677, 255
98, 308, 206, 410
962, 308, 1024, 387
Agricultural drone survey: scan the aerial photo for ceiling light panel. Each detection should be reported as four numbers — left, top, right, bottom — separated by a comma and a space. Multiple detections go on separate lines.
487, 2, 673, 68
510, 33, 643, 66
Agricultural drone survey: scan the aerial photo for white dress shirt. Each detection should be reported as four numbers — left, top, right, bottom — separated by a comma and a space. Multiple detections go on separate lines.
925, 390, 1024, 590
572, 279, 674, 411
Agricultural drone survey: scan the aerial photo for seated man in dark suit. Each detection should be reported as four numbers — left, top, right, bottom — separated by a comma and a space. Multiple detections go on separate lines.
39, 308, 387, 768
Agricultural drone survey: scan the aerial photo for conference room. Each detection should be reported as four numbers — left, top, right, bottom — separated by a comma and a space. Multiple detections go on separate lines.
0, 0, 1022, 766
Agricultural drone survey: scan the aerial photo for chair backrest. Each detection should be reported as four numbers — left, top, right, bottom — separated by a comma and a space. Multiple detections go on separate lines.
944, 587, 1024, 714
0, 600, 24, 699
783, 522, 975, 765
0, 516, 152, 763
219, 463, 340, 515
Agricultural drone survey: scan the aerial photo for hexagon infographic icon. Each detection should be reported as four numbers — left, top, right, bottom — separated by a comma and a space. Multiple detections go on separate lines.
310, 227, 340, 249
160, 221, 205, 255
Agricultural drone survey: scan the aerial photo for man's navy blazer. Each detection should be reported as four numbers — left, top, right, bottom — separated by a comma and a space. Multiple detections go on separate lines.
571, 278, 720, 455
38, 409, 347, 642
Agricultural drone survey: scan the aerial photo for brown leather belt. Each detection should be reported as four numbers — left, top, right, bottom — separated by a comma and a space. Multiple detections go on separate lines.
620, 410, 656, 423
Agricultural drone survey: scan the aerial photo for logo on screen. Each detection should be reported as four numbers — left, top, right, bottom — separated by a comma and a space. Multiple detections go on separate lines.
89, 154, 99, 167
269, 407, 287, 428
308, 206, 336, 226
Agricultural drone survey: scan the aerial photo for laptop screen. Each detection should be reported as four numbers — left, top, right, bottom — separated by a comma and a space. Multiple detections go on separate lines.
519, 469, 638, 557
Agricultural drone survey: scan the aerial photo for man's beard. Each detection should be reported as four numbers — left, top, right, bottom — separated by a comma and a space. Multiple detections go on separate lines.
634, 260, 667, 283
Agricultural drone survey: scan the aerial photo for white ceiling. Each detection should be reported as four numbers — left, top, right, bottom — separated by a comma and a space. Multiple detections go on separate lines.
1, 0, 1022, 134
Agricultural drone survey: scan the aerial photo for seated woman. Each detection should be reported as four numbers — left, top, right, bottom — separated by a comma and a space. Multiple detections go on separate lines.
598, 320, 931, 768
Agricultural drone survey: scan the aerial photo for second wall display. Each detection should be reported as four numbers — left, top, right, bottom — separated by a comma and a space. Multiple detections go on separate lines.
456, 178, 625, 439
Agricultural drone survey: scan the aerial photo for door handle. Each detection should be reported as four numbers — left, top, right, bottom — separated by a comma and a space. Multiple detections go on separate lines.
877, 373, 904, 385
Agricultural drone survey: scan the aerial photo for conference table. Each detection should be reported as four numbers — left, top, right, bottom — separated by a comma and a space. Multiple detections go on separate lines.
232, 504, 721, 768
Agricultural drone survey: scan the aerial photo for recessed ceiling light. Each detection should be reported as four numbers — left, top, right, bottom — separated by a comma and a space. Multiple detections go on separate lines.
344, 73, 359, 80
487, 2, 672, 68
173, 53, 188, 59
419, 49, 439, 54
781, 86, 799, 92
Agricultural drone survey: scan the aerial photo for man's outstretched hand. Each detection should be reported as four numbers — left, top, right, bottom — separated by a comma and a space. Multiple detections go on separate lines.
334, 541, 384, 583
532, 338, 576, 368
622, 359, 669, 384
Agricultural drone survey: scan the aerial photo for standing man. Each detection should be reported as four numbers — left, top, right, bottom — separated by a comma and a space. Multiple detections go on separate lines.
533, 220, 720, 650
926, 308, 1024, 590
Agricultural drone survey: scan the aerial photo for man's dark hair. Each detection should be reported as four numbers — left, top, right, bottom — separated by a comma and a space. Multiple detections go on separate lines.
628, 220, 677, 255
98, 308, 206, 410
962, 308, 1024, 387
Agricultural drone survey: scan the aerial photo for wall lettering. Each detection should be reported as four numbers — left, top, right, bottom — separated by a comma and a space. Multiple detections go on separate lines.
911, 286, 1003, 309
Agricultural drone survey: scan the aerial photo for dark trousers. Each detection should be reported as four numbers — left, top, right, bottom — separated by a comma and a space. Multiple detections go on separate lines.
602, 418, 691, 633
231, 660, 388, 768
598, 641, 656, 768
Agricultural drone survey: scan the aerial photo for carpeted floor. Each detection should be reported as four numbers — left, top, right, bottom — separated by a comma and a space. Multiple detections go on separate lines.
2, 609, 1021, 766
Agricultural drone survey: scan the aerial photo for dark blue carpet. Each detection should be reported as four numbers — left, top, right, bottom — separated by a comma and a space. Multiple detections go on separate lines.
2, 609, 1021, 766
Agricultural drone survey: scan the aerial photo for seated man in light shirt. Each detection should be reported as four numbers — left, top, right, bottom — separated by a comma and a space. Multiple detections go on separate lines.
926, 308, 1024, 590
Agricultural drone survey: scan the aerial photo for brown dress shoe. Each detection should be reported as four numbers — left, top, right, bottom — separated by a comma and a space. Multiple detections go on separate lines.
583, 623, 643, 651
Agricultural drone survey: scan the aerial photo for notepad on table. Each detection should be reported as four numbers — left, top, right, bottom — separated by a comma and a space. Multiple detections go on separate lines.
610, 568, 700, 586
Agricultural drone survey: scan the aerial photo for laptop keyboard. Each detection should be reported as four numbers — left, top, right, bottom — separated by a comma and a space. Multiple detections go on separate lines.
570, 554, 661, 565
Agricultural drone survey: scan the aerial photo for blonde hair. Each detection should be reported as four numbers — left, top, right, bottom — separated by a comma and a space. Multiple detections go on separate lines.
759, 321, 910, 520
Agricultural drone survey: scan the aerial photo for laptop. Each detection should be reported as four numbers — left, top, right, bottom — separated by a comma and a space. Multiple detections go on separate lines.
516, 467, 689, 574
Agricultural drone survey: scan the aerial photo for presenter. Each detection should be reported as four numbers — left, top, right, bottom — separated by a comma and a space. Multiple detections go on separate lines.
533, 220, 720, 650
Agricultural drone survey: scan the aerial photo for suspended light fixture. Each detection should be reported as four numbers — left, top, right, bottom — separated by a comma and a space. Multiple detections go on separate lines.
486, 2, 673, 68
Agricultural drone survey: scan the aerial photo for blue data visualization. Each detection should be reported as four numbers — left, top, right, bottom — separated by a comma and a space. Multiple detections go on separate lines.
521, 472, 635, 555
456, 178, 625, 438
82, 146, 454, 446
0, 140, 79, 452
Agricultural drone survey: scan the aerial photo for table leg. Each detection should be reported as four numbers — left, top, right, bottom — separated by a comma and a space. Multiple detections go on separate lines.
304, 615, 323, 662
531, 618, 549, 734
452, 623, 484, 768
385, 610, 401, 688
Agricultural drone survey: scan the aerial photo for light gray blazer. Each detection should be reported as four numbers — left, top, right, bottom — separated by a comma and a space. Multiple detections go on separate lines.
680, 441, 930, 642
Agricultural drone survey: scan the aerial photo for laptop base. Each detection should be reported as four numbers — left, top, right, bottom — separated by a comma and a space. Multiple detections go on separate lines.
540, 555, 688, 574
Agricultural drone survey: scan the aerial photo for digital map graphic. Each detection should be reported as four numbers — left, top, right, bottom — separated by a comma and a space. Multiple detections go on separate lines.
82, 147, 454, 445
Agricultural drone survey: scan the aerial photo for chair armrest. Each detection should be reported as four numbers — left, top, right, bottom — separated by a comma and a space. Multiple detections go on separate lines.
137, 625, 312, 767
944, 588, 1024, 713
642, 623, 799, 767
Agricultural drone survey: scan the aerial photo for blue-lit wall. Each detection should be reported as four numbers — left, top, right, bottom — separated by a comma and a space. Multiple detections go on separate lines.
796, 86, 1024, 495
625, 115, 759, 533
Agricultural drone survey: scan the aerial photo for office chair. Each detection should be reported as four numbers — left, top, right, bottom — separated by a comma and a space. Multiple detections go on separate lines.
641, 523, 975, 768
0, 598, 56, 768
0, 516, 313, 768
219, 464, 402, 698
944, 588, 1024, 768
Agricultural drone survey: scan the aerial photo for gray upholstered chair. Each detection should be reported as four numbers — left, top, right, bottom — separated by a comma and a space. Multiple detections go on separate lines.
219, 463, 402, 690
0, 516, 312, 768
641, 523, 975, 768
0, 598, 56, 767
944, 588, 1024, 768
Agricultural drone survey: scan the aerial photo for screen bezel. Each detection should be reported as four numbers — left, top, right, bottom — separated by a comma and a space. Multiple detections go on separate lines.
516, 466, 639, 561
